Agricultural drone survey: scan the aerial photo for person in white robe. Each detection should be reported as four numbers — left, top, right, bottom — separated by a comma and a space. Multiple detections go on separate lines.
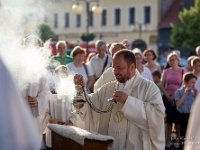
20, 36, 50, 142
74, 50, 165, 150
42, 65, 77, 148
184, 94, 200, 150
94, 46, 153, 92
0, 58, 41, 150
21, 77, 50, 132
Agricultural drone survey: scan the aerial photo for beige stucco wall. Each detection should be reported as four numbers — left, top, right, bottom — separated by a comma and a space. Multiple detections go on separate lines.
45, 0, 160, 52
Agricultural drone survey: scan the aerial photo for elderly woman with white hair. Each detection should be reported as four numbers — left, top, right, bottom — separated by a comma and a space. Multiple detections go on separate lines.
132, 48, 153, 81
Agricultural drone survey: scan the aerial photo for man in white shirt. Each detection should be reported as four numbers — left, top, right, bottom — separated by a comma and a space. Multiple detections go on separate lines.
74, 50, 165, 150
89, 40, 112, 80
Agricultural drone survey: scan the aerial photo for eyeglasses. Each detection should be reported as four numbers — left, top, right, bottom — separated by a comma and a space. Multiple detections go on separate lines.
169, 59, 177, 62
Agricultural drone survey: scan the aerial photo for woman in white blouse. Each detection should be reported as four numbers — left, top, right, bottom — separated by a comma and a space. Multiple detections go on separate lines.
132, 48, 154, 81
67, 46, 95, 93
143, 48, 162, 73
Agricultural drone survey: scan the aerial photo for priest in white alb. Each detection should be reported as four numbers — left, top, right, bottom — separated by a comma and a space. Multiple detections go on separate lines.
74, 50, 165, 150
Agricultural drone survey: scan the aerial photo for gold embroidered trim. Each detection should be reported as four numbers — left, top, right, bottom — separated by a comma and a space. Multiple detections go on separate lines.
113, 111, 124, 123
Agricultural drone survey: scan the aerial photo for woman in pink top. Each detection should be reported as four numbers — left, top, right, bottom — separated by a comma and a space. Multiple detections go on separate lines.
160, 52, 187, 148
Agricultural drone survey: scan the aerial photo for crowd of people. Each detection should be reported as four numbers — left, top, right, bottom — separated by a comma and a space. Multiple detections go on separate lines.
1, 35, 200, 150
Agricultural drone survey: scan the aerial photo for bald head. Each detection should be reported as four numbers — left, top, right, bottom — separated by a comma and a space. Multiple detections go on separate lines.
109, 42, 126, 57
121, 39, 130, 49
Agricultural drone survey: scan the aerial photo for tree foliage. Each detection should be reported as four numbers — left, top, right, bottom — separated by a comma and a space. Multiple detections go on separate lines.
170, 0, 200, 49
80, 33, 95, 42
37, 23, 55, 42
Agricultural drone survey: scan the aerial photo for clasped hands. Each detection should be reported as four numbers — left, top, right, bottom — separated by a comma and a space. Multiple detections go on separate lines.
26, 96, 38, 107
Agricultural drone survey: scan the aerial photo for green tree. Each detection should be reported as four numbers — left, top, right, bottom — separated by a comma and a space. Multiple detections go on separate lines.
80, 33, 96, 42
170, 0, 200, 49
37, 23, 55, 42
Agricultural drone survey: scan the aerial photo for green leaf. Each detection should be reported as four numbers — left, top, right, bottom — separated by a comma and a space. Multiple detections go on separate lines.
170, 0, 200, 49
80, 33, 96, 42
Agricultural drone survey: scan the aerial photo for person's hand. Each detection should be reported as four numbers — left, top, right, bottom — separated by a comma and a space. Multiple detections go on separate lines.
184, 87, 190, 94
113, 91, 128, 104
66, 121, 73, 126
26, 96, 38, 107
74, 74, 84, 85
193, 86, 198, 97
49, 118, 59, 124
167, 95, 174, 102
164, 117, 167, 123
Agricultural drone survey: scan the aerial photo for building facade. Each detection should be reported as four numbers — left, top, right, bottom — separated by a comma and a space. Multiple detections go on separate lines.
45, 0, 161, 52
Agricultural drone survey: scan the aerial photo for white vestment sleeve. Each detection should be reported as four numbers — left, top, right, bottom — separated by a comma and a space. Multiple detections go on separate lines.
122, 94, 165, 132
0, 59, 41, 150
121, 84, 165, 149
94, 67, 115, 92
36, 78, 49, 116
184, 94, 200, 150
122, 96, 147, 130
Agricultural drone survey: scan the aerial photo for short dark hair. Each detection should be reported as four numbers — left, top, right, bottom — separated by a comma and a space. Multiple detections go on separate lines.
152, 70, 161, 79
143, 48, 158, 60
183, 72, 197, 83
70, 46, 85, 57
113, 49, 136, 67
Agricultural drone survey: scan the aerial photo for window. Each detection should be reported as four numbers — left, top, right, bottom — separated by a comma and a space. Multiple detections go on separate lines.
129, 7, 135, 25
115, 8, 121, 25
144, 6, 151, 24
53, 13, 58, 28
64, 13, 69, 28
89, 11, 93, 26
101, 9, 107, 26
76, 14, 81, 27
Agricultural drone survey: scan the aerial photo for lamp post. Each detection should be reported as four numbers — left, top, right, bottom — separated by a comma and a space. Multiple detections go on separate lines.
132, 22, 147, 39
72, 0, 102, 56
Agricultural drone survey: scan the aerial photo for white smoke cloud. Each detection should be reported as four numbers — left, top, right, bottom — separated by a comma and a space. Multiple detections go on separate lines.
0, 0, 51, 91
0, 0, 76, 102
